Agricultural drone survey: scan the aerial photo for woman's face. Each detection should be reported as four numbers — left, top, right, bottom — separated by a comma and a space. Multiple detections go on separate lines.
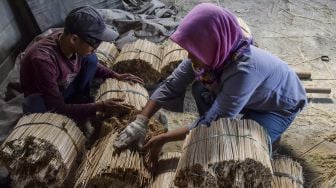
189, 53, 217, 84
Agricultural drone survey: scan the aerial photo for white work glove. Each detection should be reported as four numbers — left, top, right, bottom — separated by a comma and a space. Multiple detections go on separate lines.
114, 114, 149, 149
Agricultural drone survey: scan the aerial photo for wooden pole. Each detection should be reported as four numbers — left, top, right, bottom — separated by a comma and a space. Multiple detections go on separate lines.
305, 87, 331, 94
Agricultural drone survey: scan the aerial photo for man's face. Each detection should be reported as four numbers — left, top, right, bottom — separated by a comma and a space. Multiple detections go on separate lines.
72, 34, 101, 56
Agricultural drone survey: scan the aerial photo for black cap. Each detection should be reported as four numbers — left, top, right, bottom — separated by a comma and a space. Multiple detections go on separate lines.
65, 6, 119, 41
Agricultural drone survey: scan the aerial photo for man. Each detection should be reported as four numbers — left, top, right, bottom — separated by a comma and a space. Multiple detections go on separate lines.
20, 6, 143, 123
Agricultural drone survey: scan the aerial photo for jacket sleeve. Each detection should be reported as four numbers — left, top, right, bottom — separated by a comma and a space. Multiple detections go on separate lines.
94, 63, 117, 79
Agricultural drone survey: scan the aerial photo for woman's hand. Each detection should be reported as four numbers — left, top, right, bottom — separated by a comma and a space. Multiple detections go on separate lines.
115, 73, 144, 84
144, 134, 166, 172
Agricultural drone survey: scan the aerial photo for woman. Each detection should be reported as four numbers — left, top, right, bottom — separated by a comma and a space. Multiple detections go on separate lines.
114, 3, 307, 170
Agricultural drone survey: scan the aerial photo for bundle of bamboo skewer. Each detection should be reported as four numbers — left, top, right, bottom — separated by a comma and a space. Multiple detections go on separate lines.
96, 41, 119, 69
114, 39, 163, 85
160, 40, 188, 79
150, 152, 181, 188
0, 113, 86, 188
174, 118, 273, 188
271, 156, 303, 188
74, 132, 151, 188
95, 78, 148, 112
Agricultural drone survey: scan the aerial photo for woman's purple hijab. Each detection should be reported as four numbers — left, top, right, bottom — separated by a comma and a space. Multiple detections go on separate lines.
170, 3, 243, 70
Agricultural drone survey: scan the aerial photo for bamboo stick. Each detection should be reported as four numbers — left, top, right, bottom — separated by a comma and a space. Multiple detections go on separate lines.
305, 87, 331, 94
174, 118, 273, 187
295, 71, 311, 80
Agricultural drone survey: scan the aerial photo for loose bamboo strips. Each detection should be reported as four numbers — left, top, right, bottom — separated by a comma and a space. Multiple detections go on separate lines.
0, 113, 86, 188
96, 42, 119, 69
114, 39, 163, 85
150, 152, 181, 188
74, 132, 151, 188
95, 78, 149, 112
271, 156, 303, 188
174, 118, 273, 188
160, 40, 188, 79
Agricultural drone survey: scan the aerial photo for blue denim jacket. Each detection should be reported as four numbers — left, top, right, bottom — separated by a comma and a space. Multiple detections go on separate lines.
150, 45, 307, 126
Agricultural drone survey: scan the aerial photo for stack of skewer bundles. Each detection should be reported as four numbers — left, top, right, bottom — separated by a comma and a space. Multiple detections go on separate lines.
150, 152, 181, 188
0, 113, 86, 187
96, 42, 119, 69
174, 118, 273, 187
160, 40, 188, 79
114, 39, 162, 85
113, 39, 188, 86
75, 78, 166, 187
271, 156, 303, 188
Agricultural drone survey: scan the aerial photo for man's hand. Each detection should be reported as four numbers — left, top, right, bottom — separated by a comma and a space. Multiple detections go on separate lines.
115, 73, 144, 84
97, 98, 133, 114
143, 134, 165, 172
114, 114, 149, 149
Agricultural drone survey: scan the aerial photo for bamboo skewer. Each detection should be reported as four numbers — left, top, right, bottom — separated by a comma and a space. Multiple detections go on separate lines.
96, 42, 119, 69
271, 156, 303, 188
174, 118, 273, 187
150, 152, 181, 188
0, 113, 86, 187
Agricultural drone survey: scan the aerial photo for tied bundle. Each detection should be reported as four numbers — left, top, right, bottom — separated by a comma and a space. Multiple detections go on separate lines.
174, 118, 273, 187
272, 156, 303, 188
96, 42, 119, 69
75, 132, 151, 188
150, 152, 181, 188
95, 78, 148, 112
0, 113, 86, 188
114, 39, 162, 85
160, 40, 188, 79
95, 78, 151, 137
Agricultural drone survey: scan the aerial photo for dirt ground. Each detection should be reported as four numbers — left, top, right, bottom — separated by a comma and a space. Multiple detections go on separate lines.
161, 0, 336, 187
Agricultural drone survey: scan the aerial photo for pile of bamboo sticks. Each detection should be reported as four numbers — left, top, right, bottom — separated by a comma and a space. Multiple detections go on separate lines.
95, 78, 149, 112
150, 152, 181, 188
96, 42, 119, 69
272, 156, 303, 188
160, 40, 188, 79
114, 39, 163, 85
174, 118, 273, 187
74, 132, 151, 188
0, 113, 86, 187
